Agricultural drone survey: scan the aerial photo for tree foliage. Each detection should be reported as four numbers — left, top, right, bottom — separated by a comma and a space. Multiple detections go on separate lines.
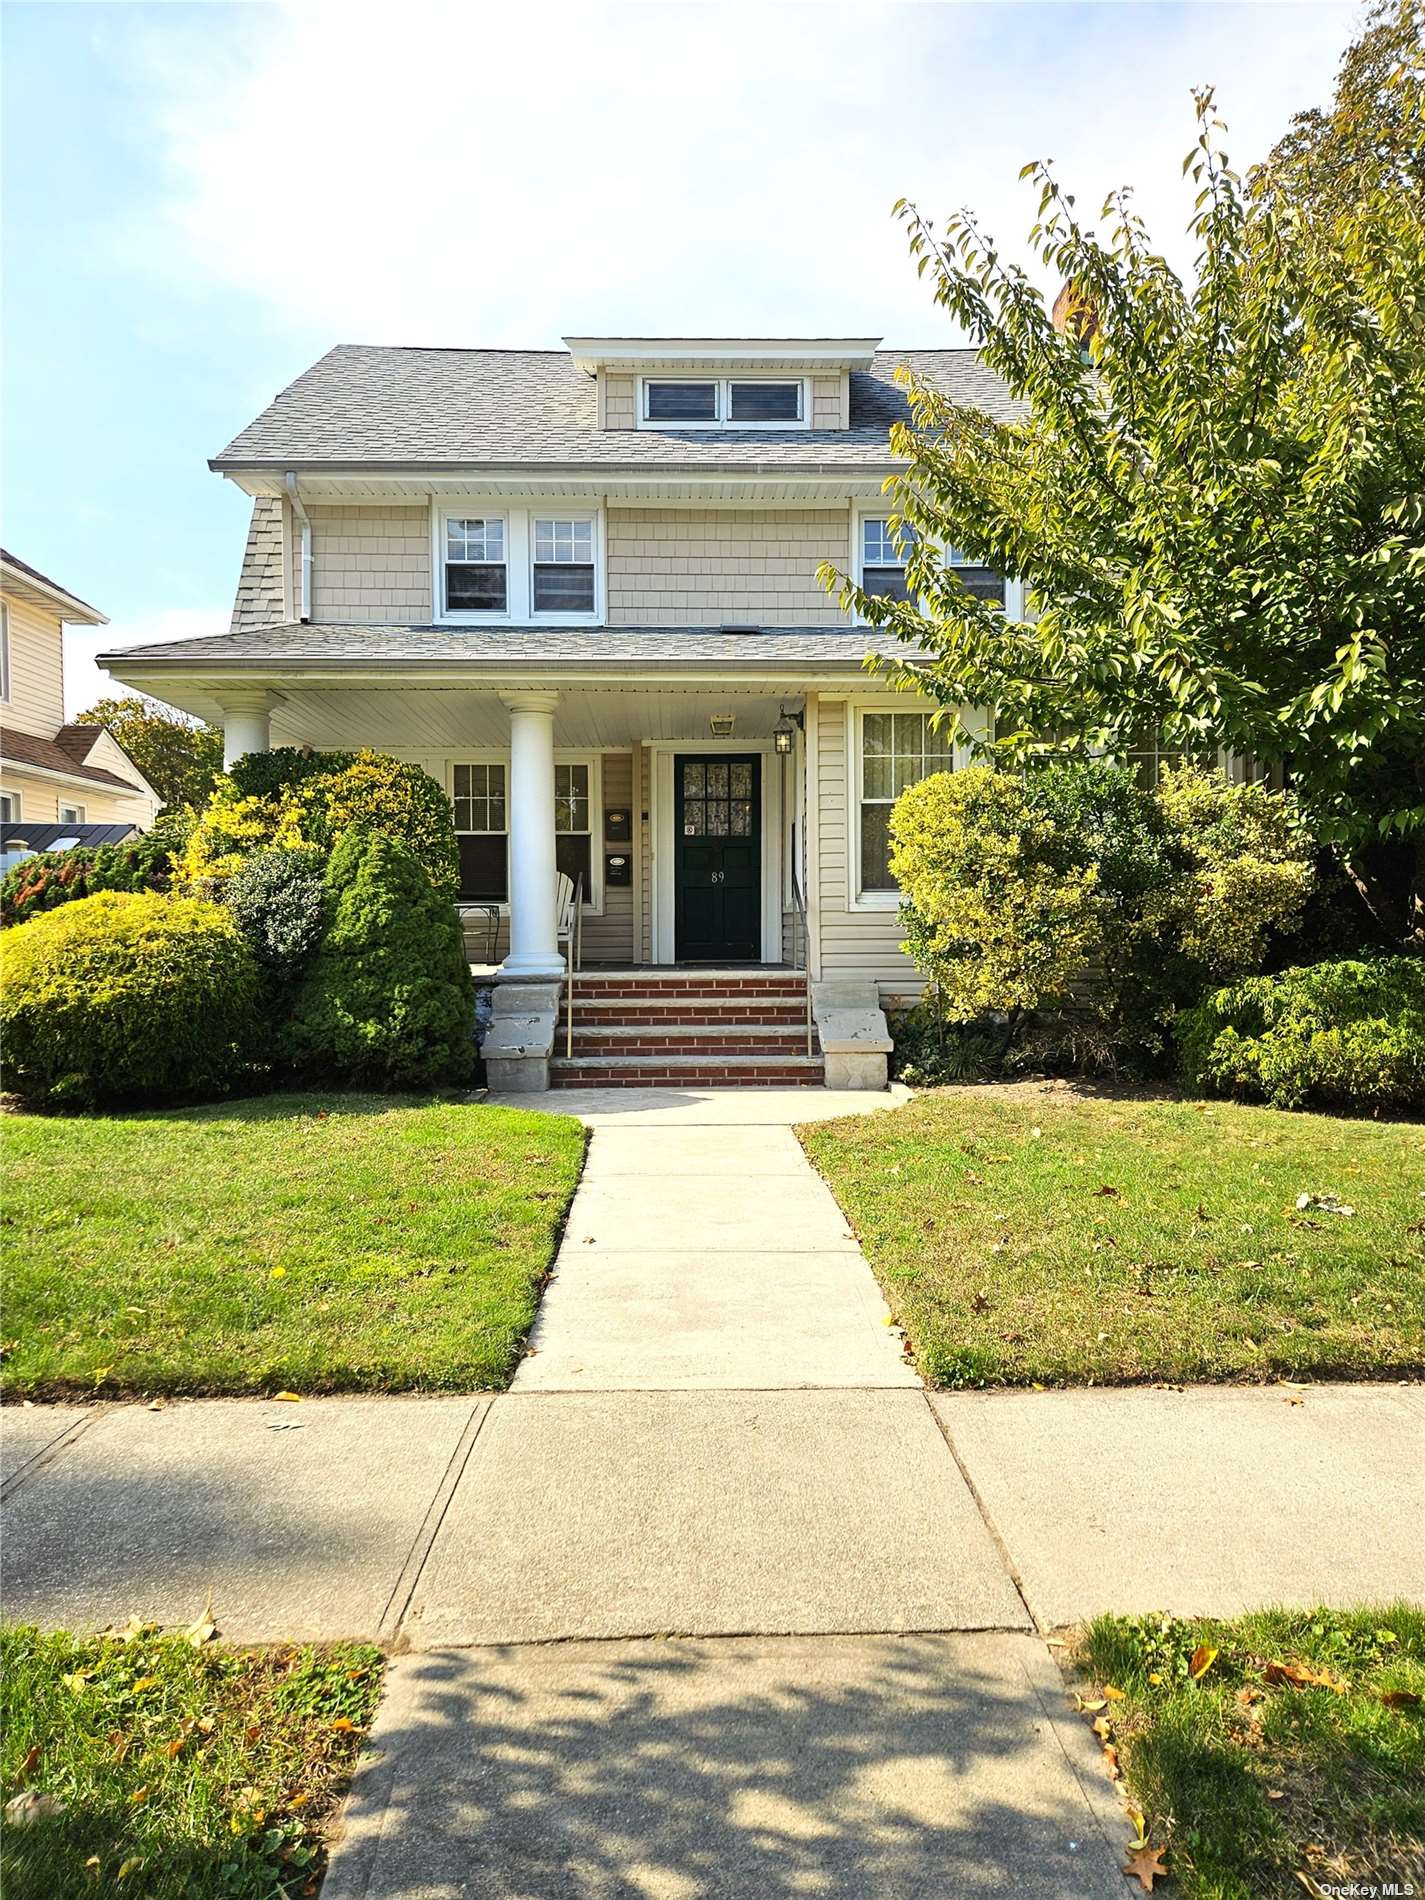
823, 0, 1425, 942
74, 695, 223, 812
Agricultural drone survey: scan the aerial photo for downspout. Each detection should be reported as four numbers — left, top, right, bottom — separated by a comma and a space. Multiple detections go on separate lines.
284, 472, 312, 623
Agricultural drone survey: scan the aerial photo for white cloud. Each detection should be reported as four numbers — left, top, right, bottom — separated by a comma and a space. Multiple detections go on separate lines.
130, 0, 1360, 349
66, 608, 230, 720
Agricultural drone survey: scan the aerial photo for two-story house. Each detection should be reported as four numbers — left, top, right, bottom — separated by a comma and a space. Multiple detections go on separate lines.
100, 337, 1018, 1087
1, 551, 162, 858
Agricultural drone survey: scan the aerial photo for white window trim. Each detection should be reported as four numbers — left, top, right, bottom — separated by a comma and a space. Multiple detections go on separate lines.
0, 601, 10, 704
636, 375, 811, 432
446, 750, 605, 914
850, 510, 1025, 625
0, 788, 20, 823
846, 698, 976, 911
432, 501, 605, 626
58, 802, 86, 824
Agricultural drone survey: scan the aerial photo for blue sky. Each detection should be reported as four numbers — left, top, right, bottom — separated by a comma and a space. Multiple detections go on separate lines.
3, 0, 1360, 714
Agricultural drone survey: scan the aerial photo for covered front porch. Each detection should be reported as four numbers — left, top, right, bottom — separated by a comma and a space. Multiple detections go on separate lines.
213, 678, 811, 983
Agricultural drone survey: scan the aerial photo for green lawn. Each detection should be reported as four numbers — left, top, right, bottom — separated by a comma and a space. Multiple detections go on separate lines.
2, 1093, 585, 1399
800, 1091, 1425, 1387
1073, 1606, 1425, 1899
0, 1626, 382, 1900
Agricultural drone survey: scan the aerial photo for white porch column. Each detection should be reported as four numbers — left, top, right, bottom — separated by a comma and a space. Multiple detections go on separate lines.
498, 691, 564, 981
218, 691, 273, 770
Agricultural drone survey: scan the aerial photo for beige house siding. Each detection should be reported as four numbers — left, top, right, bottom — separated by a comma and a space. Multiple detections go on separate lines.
295, 505, 431, 625
809, 694, 921, 998
581, 747, 636, 963
0, 764, 156, 828
811, 374, 844, 430
1, 595, 65, 738
606, 507, 850, 627
603, 372, 636, 430
230, 497, 288, 632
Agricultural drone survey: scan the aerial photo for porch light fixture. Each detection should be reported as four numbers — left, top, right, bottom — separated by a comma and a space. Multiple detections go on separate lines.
773, 706, 803, 755
709, 714, 736, 737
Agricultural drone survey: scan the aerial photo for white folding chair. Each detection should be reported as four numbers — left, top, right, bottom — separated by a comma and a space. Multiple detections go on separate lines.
555, 870, 583, 971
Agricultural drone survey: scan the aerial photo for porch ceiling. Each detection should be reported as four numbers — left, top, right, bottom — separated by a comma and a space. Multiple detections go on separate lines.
260, 684, 810, 752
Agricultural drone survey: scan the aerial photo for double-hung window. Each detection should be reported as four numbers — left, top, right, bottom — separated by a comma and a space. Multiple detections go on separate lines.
444, 518, 506, 614
946, 547, 1005, 606
453, 762, 508, 900
58, 802, 85, 825
533, 519, 595, 614
861, 518, 912, 602
857, 710, 955, 895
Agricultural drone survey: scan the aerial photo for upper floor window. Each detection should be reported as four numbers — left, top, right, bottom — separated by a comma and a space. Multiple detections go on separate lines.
645, 381, 718, 423
861, 518, 911, 602
639, 377, 809, 430
946, 548, 1006, 607
444, 518, 506, 614
533, 519, 595, 614
58, 802, 86, 825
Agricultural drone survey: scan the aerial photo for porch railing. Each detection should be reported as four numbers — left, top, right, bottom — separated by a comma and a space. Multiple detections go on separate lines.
562, 875, 584, 1062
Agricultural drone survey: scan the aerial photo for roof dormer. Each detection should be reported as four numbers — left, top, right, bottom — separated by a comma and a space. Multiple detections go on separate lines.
564, 337, 879, 434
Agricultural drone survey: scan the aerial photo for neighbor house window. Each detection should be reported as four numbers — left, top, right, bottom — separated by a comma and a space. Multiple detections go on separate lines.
861, 518, 911, 602
444, 518, 507, 614
0, 790, 19, 824
554, 762, 592, 896
58, 803, 85, 824
0, 602, 9, 702
452, 762, 507, 900
645, 381, 718, 423
858, 710, 954, 893
639, 377, 809, 430
532, 519, 595, 615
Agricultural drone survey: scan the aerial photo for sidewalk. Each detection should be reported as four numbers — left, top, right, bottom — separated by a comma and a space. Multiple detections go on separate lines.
3, 1086, 1420, 1899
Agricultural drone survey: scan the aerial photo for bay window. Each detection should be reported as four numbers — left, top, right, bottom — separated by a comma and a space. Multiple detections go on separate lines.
857, 710, 955, 895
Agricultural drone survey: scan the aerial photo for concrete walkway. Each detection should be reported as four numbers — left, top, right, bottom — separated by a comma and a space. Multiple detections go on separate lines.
4, 1085, 1421, 1900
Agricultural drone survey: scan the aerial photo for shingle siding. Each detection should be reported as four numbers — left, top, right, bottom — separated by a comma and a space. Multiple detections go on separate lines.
605, 508, 851, 628
230, 497, 288, 632
293, 505, 431, 625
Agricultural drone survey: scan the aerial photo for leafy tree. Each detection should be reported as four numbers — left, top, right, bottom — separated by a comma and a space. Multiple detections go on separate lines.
74, 695, 223, 812
823, 0, 1425, 943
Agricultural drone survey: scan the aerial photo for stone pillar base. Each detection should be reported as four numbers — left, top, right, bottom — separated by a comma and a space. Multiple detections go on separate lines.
811, 980, 894, 1091
481, 980, 560, 1093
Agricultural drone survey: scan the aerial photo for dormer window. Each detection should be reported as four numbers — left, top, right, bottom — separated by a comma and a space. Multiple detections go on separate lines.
645, 381, 718, 423
638, 377, 810, 431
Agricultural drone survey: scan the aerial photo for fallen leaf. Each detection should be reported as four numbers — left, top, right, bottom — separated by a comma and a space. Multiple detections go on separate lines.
1091, 1185, 1122, 1199
1190, 1644, 1219, 1680
130, 1676, 160, 1694
1380, 1689, 1422, 1709
272, 1391, 302, 1403
1092, 1715, 1114, 1741
1075, 1696, 1107, 1713
164, 1736, 186, 1759
117, 1858, 145, 1880
1103, 1684, 1127, 1701
1123, 1844, 1168, 1891
16, 1744, 41, 1784
5, 1791, 66, 1826
1264, 1660, 1347, 1693
330, 1716, 357, 1732
270, 1266, 287, 1279
1267, 1788, 1286, 1800
92, 1365, 113, 1384
128, 1787, 150, 1806
1125, 1805, 1147, 1849
1237, 1686, 1264, 1706
146, 1399, 165, 1412
1102, 1743, 1121, 1778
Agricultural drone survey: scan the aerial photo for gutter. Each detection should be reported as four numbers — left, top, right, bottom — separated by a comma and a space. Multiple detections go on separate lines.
284, 473, 312, 622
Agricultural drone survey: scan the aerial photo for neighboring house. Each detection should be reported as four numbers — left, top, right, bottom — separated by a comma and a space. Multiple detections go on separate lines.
100, 337, 1021, 1086
0, 551, 163, 850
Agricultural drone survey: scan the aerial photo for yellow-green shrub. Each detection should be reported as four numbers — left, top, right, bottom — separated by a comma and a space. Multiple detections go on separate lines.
0, 891, 259, 1106
889, 767, 1102, 1021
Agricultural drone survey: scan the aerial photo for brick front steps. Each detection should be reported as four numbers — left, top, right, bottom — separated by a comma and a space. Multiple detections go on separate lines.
551, 969, 823, 1088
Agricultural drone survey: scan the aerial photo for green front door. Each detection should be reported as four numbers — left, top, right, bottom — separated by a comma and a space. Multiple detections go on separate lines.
674, 755, 760, 962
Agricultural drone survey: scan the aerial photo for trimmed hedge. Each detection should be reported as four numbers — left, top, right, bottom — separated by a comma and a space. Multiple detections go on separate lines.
284, 829, 474, 1089
0, 891, 259, 1107
1179, 957, 1425, 1111
224, 848, 328, 974
0, 825, 181, 928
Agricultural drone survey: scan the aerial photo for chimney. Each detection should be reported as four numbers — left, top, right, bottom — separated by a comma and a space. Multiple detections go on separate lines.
1051, 281, 1099, 354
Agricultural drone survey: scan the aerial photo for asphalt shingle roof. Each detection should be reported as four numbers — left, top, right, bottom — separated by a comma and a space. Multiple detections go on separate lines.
99, 623, 930, 671
213, 347, 1022, 469
1, 726, 148, 791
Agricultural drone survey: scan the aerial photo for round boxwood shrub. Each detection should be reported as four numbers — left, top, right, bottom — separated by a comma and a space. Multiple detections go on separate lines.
1179, 957, 1425, 1111
224, 847, 328, 975
0, 819, 185, 928
283, 828, 474, 1089
0, 890, 260, 1107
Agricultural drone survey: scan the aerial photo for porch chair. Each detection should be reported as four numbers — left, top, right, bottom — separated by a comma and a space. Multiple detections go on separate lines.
555, 870, 583, 971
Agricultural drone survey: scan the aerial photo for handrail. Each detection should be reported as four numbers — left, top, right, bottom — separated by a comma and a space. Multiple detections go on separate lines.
563, 874, 584, 1061
788, 860, 813, 1058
